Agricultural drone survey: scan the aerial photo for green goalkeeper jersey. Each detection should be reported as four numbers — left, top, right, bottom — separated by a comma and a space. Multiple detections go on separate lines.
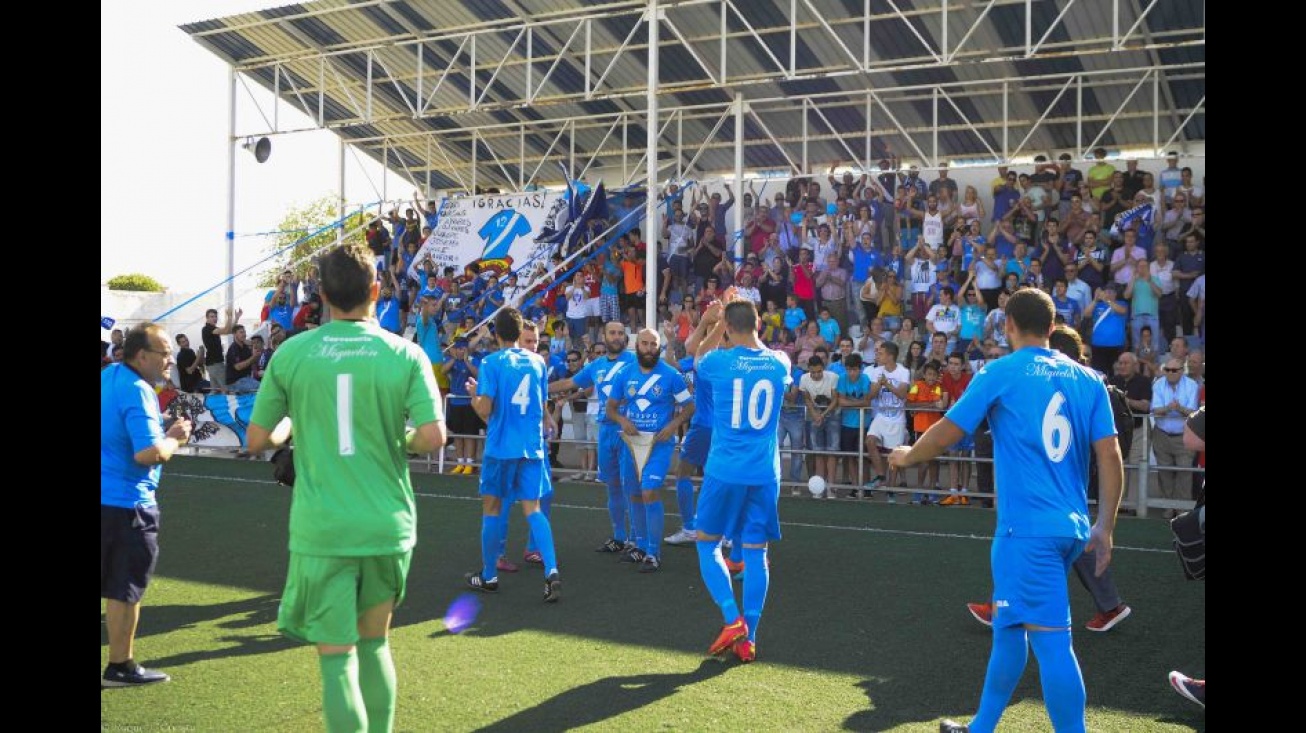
252, 319, 443, 556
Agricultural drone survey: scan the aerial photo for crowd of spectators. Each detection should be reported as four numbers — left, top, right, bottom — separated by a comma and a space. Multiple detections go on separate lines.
103, 149, 1205, 504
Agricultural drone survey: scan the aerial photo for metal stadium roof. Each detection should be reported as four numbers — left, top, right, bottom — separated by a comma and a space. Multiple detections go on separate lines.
182, 0, 1205, 192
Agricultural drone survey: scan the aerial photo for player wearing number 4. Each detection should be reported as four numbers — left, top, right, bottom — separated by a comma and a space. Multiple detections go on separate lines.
888, 288, 1123, 733
464, 307, 563, 602
248, 243, 447, 733
606, 328, 695, 572
693, 299, 792, 663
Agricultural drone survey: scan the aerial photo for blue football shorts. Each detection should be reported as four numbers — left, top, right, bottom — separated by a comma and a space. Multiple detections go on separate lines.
479, 457, 547, 502
694, 475, 782, 545
990, 535, 1086, 629
679, 425, 711, 467
596, 422, 624, 485
620, 436, 675, 492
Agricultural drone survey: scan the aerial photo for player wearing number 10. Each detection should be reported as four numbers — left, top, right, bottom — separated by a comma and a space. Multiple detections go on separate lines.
888, 288, 1123, 733
692, 300, 793, 663
248, 243, 447, 733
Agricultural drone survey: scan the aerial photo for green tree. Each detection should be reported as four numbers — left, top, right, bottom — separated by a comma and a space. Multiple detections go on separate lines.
259, 197, 375, 287
107, 273, 166, 292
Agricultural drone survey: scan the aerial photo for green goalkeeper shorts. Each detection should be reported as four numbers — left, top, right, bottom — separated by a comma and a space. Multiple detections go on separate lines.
278, 550, 412, 646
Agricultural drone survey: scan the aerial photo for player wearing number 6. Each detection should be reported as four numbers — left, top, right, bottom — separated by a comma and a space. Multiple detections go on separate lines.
464, 307, 562, 602
888, 288, 1123, 733
692, 299, 792, 663
247, 243, 447, 733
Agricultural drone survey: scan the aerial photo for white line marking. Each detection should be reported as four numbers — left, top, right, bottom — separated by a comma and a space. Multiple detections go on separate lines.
166, 473, 1174, 553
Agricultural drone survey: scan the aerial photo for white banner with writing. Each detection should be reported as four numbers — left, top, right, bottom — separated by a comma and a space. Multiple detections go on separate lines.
407, 191, 567, 291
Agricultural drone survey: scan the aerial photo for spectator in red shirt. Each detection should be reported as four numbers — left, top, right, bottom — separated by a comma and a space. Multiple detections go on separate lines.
792, 248, 817, 320
940, 352, 975, 500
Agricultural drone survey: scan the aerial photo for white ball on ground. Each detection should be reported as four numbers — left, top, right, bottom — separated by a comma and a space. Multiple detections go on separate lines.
807, 475, 827, 497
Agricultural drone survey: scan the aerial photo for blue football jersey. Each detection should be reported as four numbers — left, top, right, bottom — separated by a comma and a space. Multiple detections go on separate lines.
945, 346, 1116, 540
697, 347, 793, 484
611, 361, 691, 432
678, 356, 714, 428
477, 347, 547, 459
569, 351, 636, 424
478, 210, 532, 260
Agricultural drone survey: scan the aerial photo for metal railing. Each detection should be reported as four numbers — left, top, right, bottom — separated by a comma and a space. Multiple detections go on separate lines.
418, 395, 1203, 519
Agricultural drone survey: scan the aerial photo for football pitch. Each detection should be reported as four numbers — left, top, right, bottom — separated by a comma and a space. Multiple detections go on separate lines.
101, 456, 1205, 732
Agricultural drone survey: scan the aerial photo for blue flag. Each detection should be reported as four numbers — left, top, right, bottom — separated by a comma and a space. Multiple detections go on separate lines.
1109, 202, 1154, 238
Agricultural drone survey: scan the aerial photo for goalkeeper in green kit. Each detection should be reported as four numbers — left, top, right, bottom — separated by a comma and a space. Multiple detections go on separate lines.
248, 242, 446, 733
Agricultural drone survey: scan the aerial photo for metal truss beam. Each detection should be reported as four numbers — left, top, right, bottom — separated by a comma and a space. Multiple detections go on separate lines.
217, 1, 1203, 128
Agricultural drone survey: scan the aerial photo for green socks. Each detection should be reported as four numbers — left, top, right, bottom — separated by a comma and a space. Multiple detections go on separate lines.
319, 650, 366, 733
357, 638, 397, 733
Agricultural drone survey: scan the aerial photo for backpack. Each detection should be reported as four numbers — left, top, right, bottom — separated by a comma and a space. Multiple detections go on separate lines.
1105, 383, 1133, 451
1087, 383, 1134, 501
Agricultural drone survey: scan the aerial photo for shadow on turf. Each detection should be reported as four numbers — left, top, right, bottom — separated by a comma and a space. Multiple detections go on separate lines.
472, 657, 731, 732
101, 594, 296, 669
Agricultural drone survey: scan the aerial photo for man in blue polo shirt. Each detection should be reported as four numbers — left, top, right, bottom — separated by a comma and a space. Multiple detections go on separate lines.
889, 288, 1123, 733
101, 323, 193, 687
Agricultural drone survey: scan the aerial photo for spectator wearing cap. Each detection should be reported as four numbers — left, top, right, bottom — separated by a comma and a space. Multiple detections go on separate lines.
991, 170, 1021, 224
1086, 146, 1116, 200
1057, 153, 1085, 220
1088, 282, 1129, 374
442, 337, 484, 475
1158, 152, 1183, 203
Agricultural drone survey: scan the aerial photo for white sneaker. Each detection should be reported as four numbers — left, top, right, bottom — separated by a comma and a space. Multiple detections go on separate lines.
664, 528, 698, 545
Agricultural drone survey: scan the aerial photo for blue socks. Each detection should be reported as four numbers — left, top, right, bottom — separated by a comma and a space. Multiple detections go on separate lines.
480, 514, 501, 582
969, 624, 1028, 733
696, 541, 739, 623
1029, 629, 1086, 733
646, 499, 664, 558
741, 547, 769, 642
674, 477, 696, 531
496, 507, 512, 559
526, 494, 553, 553
967, 626, 1086, 733
605, 481, 628, 542
729, 534, 744, 565
628, 490, 648, 553
526, 511, 559, 577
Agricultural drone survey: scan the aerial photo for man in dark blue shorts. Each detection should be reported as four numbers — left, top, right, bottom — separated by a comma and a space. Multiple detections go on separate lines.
101, 323, 193, 687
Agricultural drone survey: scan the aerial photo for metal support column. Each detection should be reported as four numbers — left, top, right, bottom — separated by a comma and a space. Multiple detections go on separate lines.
644, 1, 660, 330
734, 92, 745, 263
225, 68, 237, 310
